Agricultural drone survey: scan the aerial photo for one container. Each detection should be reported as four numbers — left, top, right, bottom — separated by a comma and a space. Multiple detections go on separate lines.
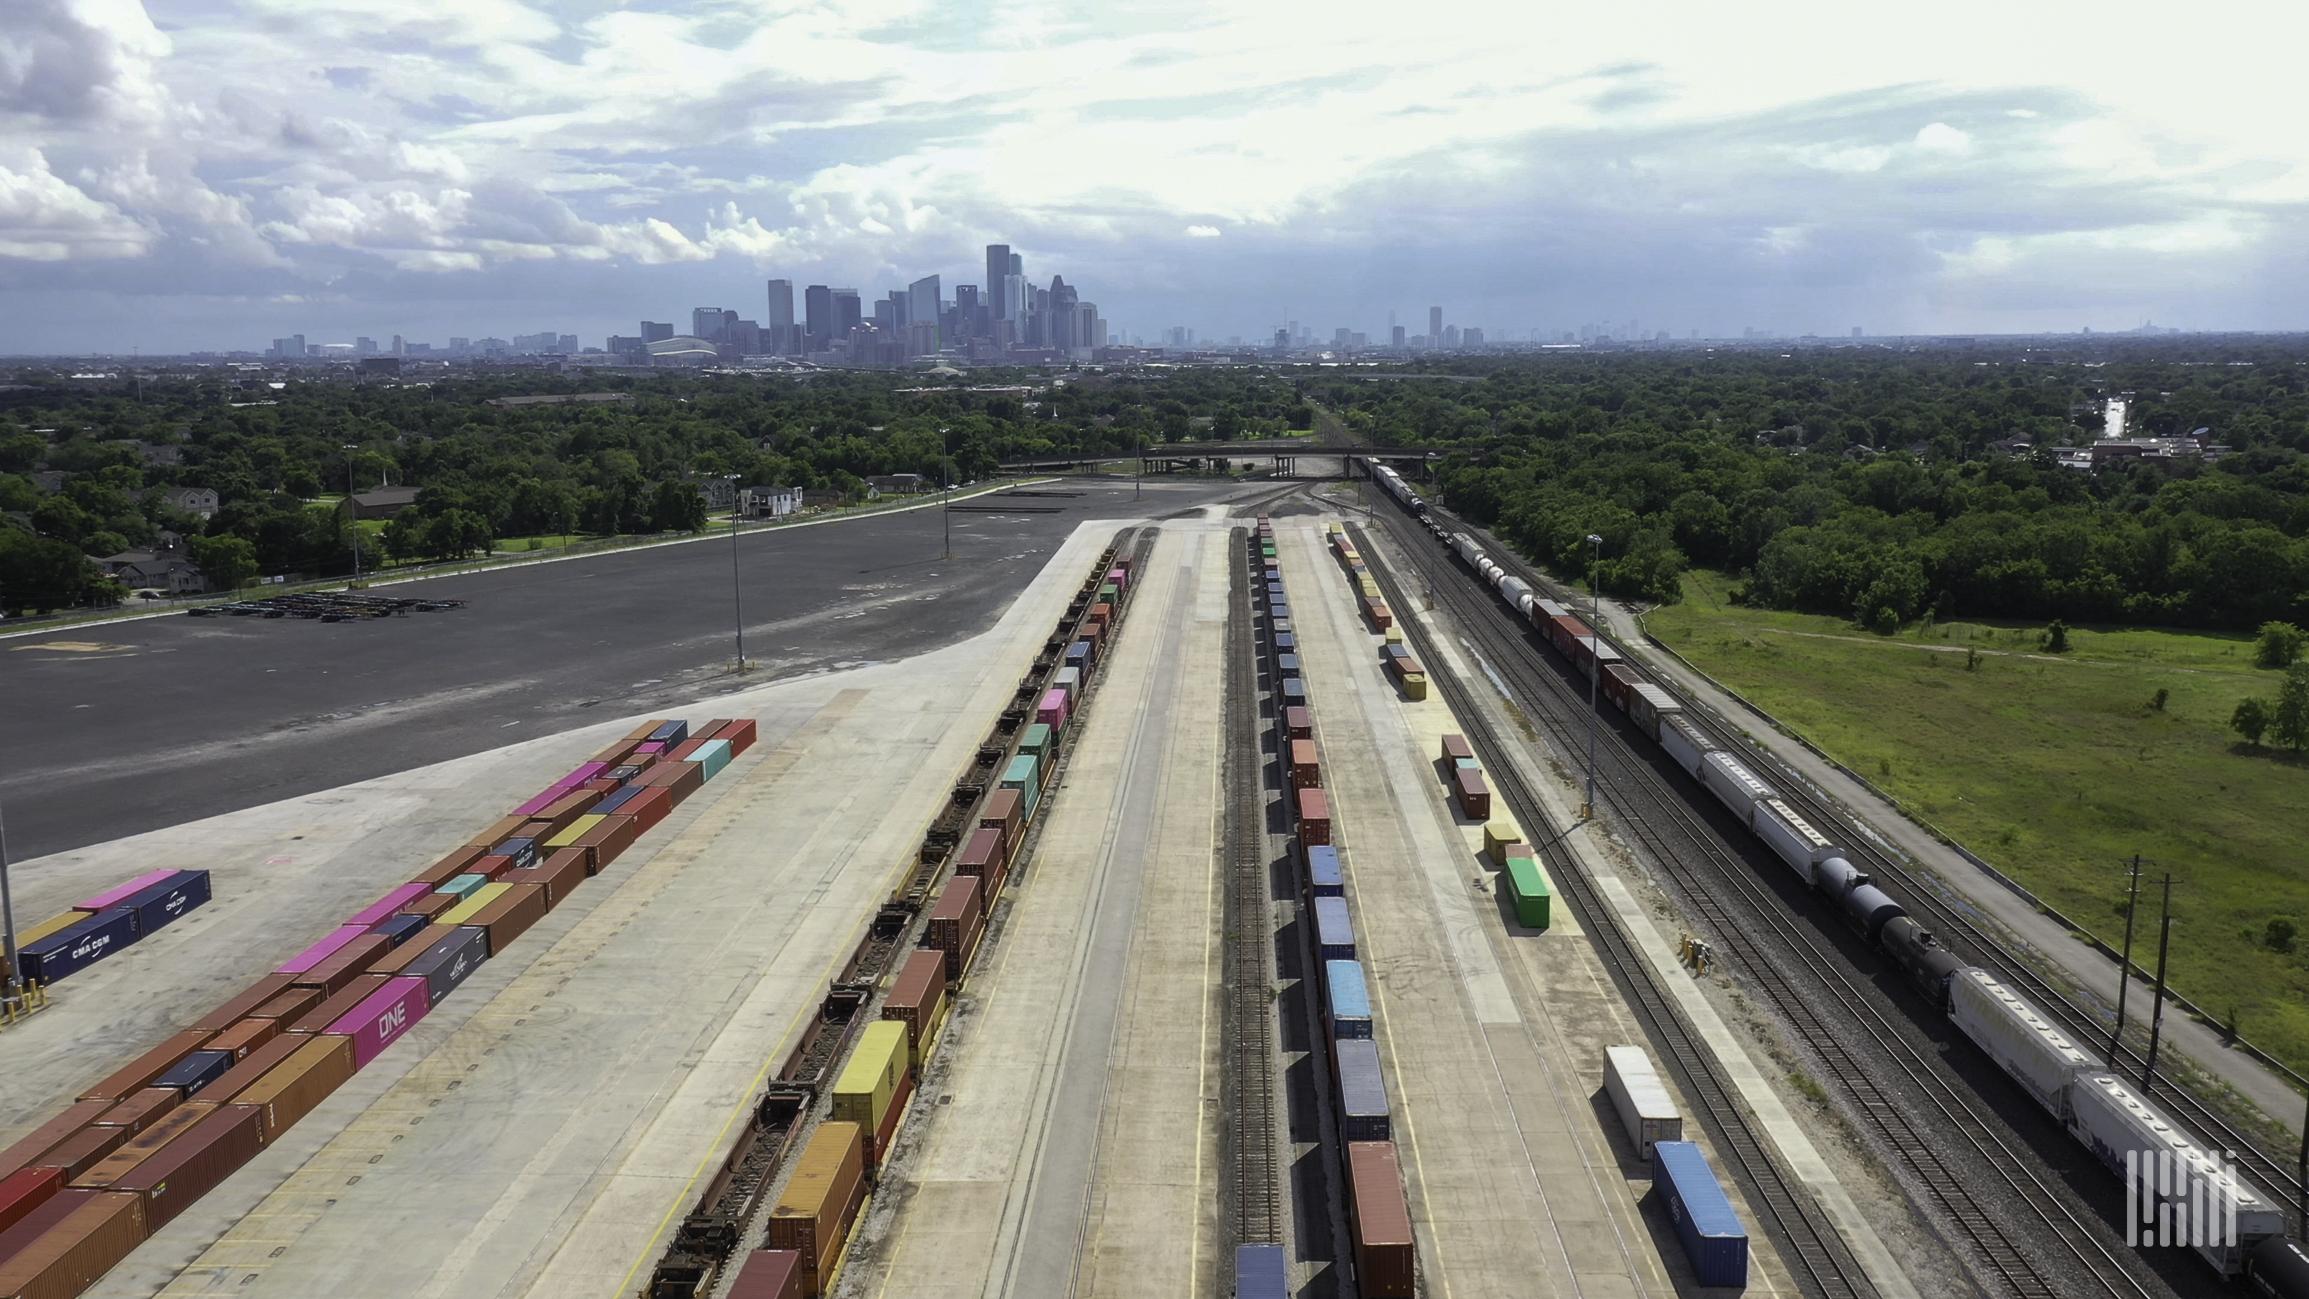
327, 976, 430, 1069
544, 813, 606, 854
1333, 1038, 1392, 1142
17, 907, 140, 984
0, 1188, 148, 1299
1313, 897, 1356, 962
30, 1127, 132, 1183
573, 814, 643, 872
1035, 689, 1069, 730
1604, 1045, 1682, 1158
285, 975, 390, 1035
1296, 788, 1331, 847
112, 1103, 264, 1229
400, 926, 491, 1006
112, 870, 212, 935
727, 1249, 806, 1299
1324, 960, 1372, 1040
1347, 1142, 1416, 1297
1503, 856, 1552, 928
767, 1121, 867, 1296
1288, 739, 1321, 791
718, 718, 759, 755
1651, 1141, 1749, 1286
151, 1050, 235, 1098
78, 1029, 214, 1102
690, 738, 733, 781
955, 826, 1006, 882
1303, 844, 1344, 898
235, 1034, 353, 1142
882, 949, 950, 1069
646, 718, 689, 747
1628, 683, 1683, 740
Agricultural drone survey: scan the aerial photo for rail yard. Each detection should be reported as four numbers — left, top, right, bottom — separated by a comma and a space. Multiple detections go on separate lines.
3, 476, 2306, 1299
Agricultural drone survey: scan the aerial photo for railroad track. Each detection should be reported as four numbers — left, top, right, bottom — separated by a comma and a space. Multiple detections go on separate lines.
1223, 526, 1285, 1251
1353, 514, 2167, 1299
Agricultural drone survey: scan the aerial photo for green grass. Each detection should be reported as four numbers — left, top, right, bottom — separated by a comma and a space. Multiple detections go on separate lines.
1646, 570, 2309, 1076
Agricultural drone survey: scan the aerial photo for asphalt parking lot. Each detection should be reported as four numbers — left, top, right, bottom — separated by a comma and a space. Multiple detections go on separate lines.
2, 476, 1254, 860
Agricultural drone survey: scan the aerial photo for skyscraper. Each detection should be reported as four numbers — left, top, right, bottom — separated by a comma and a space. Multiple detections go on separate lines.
693, 308, 733, 343
641, 321, 673, 343
804, 286, 832, 348
1429, 306, 1442, 343
985, 245, 1010, 320
1391, 326, 1406, 348
766, 279, 795, 353
833, 289, 862, 338
908, 275, 942, 350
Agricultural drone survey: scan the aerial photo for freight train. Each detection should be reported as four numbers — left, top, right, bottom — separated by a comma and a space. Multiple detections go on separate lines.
1358, 458, 2303, 1288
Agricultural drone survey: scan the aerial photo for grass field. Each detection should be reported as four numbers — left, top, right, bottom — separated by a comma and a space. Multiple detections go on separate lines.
1645, 570, 2309, 1077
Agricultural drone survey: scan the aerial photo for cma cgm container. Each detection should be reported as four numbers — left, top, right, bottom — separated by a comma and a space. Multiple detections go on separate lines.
1346, 1142, 1415, 1297
1651, 1141, 1749, 1286
1333, 1038, 1392, 1142
17, 907, 139, 984
111, 870, 212, 936
768, 1121, 866, 1296
1323, 960, 1372, 1040
1604, 1045, 1682, 1158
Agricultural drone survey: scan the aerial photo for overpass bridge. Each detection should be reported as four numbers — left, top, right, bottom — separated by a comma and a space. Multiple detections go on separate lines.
998, 441, 1444, 479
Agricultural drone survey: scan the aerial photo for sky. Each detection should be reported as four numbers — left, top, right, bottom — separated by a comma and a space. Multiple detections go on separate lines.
2, 0, 2304, 354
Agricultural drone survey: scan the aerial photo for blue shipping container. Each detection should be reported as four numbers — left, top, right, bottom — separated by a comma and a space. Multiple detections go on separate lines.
1065, 640, 1090, 666
1303, 844, 1344, 897
646, 719, 688, 745
17, 907, 139, 983
1273, 632, 1295, 652
1313, 896, 1355, 962
1275, 654, 1301, 679
1233, 1244, 1287, 1299
1652, 1141, 1749, 1286
403, 926, 491, 1004
1332, 1038, 1392, 1142
606, 764, 645, 781
1281, 678, 1306, 705
494, 837, 539, 870
115, 869, 212, 935
371, 913, 431, 948
154, 1049, 235, 1097
1324, 960, 1373, 1039
593, 786, 643, 815
1268, 602, 1290, 620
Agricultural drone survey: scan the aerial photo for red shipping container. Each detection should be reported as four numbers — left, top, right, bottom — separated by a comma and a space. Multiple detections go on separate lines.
1454, 767, 1492, 820
955, 827, 1005, 878
925, 876, 985, 980
0, 1101, 114, 1183
413, 844, 488, 886
719, 718, 758, 755
191, 973, 299, 1033
0, 1166, 62, 1238
1285, 706, 1313, 740
1289, 739, 1322, 791
978, 789, 1023, 848
623, 785, 675, 833
79, 1030, 214, 1102
726, 1249, 805, 1299
327, 976, 431, 1069
864, 1069, 915, 1174
1347, 1141, 1416, 1297
112, 1104, 264, 1228
1440, 733, 1474, 763
639, 761, 705, 803
1601, 662, 1640, 712
1296, 789, 1332, 847
289, 934, 390, 995
0, 1188, 147, 1299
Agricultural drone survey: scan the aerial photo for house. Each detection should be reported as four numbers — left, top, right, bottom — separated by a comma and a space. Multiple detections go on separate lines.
137, 442, 184, 467
691, 477, 738, 512
152, 485, 218, 518
863, 473, 930, 496
347, 485, 423, 519
98, 550, 207, 595
801, 488, 846, 509
742, 486, 802, 519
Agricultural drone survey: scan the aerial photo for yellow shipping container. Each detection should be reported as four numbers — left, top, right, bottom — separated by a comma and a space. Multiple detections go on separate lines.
1326, 522, 1344, 536
1358, 578, 1381, 598
438, 882, 510, 926
831, 1022, 908, 1133
1384, 627, 1404, 646
544, 814, 605, 850
1483, 821, 1526, 864
1401, 673, 1428, 700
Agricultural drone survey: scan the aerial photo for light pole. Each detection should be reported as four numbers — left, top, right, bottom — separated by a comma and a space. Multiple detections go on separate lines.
726, 474, 746, 673
1, 800, 20, 1002
1583, 532, 1604, 820
940, 427, 954, 560
344, 444, 361, 583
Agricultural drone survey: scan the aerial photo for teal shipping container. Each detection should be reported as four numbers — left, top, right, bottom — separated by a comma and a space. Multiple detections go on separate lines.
692, 738, 732, 780
437, 873, 487, 898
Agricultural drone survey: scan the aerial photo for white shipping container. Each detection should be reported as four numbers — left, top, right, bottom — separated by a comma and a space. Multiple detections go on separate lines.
1605, 1045, 1683, 1158
1699, 751, 1779, 816
1949, 969, 2091, 1116
2067, 1071, 2284, 1273
1535, 598, 1570, 621
1453, 534, 1483, 565
1749, 798, 1841, 883
1629, 683, 1683, 741
1660, 716, 1716, 777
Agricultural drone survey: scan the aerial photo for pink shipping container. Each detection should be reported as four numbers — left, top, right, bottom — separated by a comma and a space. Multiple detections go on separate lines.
76, 869, 178, 912
277, 925, 371, 975
563, 761, 608, 785
328, 976, 431, 1069
635, 742, 665, 756
513, 785, 574, 817
1036, 689, 1070, 728
1106, 567, 1127, 593
346, 883, 431, 928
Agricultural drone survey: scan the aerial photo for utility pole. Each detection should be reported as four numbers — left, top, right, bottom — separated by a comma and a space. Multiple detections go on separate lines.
725, 474, 746, 674
2297, 1091, 2307, 1241
2109, 854, 2144, 1067
940, 427, 954, 560
344, 444, 361, 583
2141, 873, 2174, 1090
1, 800, 20, 1002
1583, 532, 1604, 820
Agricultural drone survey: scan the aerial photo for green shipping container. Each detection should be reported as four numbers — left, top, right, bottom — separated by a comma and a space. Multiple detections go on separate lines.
1020, 723, 1052, 760
1453, 757, 1483, 770
999, 755, 1038, 790
1505, 856, 1552, 929
437, 873, 487, 898
692, 738, 732, 780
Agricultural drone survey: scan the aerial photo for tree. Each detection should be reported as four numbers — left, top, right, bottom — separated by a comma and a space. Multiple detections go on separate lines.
2255, 621, 2307, 670
2233, 697, 2271, 745
2266, 916, 2298, 952
0, 530, 103, 613
2041, 620, 2071, 653
190, 533, 257, 593
650, 480, 708, 533
2275, 663, 2309, 751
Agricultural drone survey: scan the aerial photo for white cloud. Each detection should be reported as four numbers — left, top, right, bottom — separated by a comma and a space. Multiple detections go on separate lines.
1914, 122, 1972, 154
1185, 224, 1221, 237
0, 145, 148, 259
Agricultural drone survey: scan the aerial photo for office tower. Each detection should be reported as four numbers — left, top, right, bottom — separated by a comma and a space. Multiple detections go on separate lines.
1003, 273, 1026, 333
908, 319, 938, 357
1392, 325, 1406, 348
1442, 325, 1459, 347
872, 297, 898, 334
1009, 253, 1022, 277
1334, 328, 1352, 348
1429, 306, 1442, 342
908, 275, 941, 349
692, 308, 732, 342
1461, 327, 1482, 347
766, 279, 795, 353
833, 288, 862, 337
390, 334, 405, 356
804, 286, 833, 347
985, 245, 1010, 320
642, 321, 673, 343
953, 284, 981, 338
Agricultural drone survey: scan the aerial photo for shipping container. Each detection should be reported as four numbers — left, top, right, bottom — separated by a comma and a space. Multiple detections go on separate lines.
727, 1249, 806, 1299
1313, 897, 1355, 962
279, 927, 372, 974
1439, 733, 1475, 764
192, 973, 299, 1033
152, 1050, 235, 1098
1651, 1141, 1749, 1286
370, 912, 431, 949
1481, 821, 1522, 864
1273, 632, 1296, 654
1, 914, 90, 979
197, 1035, 307, 1105
0, 1166, 62, 1238
79, 1030, 214, 1103
466, 883, 548, 956
412, 844, 488, 886
114, 1103, 263, 1229
1288, 739, 1321, 790
502, 848, 588, 907
956, 827, 1006, 884
882, 950, 950, 1069
1363, 599, 1392, 631
397, 926, 490, 1006
1601, 662, 1641, 713
0, 1101, 114, 1184
544, 814, 605, 854
92, 1089, 180, 1136
1659, 715, 1716, 777
622, 785, 677, 833
1503, 856, 1551, 928
467, 815, 531, 850
925, 877, 985, 981
622, 719, 666, 743
999, 754, 1039, 795
1233, 1243, 1287, 1299
591, 785, 644, 816
1628, 684, 1683, 741
1453, 768, 1491, 820
347, 882, 433, 929
978, 789, 1024, 847
235, 1035, 355, 1141
1333, 1039, 1392, 1142
1296, 788, 1331, 847
438, 881, 511, 927
833, 1022, 911, 1168
1324, 960, 1372, 1039
1280, 678, 1306, 707
285, 975, 390, 1036
690, 738, 733, 781
1284, 705, 1312, 740
111, 870, 211, 936
0, 1188, 148, 1299
1303, 844, 1344, 898
1035, 689, 1069, 730
719, 718, 759, 755
512, 786, 571, 818
31, 1126, 132, 1183
367, 924, 456, 978
1018, 723, 1052, 761
638, 761, 706, 803
646, 719, 690, 747
1604, 1045, 1682, 1158
436, 873, 488, 900
17, 907, 140, 984
327, 976, 431, 1069
1347, 1142, 1416, 1297
767, 1121, 866, 1295
492, 836, 541, 871
289, 934, 390, 995
73, 869, 178, 913
248, 986, 324, 1024
66, 1103, 209, 1187
574, 814, 643, 872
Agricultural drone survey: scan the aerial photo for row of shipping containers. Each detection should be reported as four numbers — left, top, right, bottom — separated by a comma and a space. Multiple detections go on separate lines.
4, 868, 214, 989
0, 714, 757, 1299
1253, 519, 1416, 1298
716, 542, 1144, 1299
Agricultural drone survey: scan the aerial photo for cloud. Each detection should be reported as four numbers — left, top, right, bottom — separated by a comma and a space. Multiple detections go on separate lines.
0, 146, 149, 260
1185, 224, 1220, 237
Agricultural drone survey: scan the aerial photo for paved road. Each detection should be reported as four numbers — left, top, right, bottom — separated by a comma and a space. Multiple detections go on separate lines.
0, 478, 1247, 861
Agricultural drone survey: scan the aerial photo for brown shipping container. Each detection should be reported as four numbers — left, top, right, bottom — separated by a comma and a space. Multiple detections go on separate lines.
924, 877, 984, 981
204, 1017, 280, 1062
79, 1030, 214, 1102
115, 1104, 263, 1229
1285, 706, 1313, 740
68, 1103, 212, 1188
622, 719, 665, 742
623, 786, 674, 833
0, 1101, 117, 1182
719, 718, 758, 755
766, 1121, 866, 1292
467, 883, 548, 956
368, 925, 457, 977
468, 855, 516, 881
1296, 789, 1332, 847
286, 975, 389, 1035
236, 1036, 354, 1142
1454, 768, 1492, 820
403, 890, 460, 920
589, 738, 641, 767
641, 761, 705, 802
1289, 739, 1321, 790
574, 815, 641, 873
412, 844, 487, 886
191, 973, 299, 1033
514, 818, 556, 844
248, 987, 325, 1024
0, 1189, 148, 1299
92, 1089, 180, 1136
1440, 733, 1474, 763
466, 815, 529, 850
1348, 1142, 1416, 1297
882, 950, 950, 1068
30, 1127, 130, 1183
531, 789, 602, 836
726, 1249, 806, 1299
199, 1034, 308, 1105
955, 827, 1004, 878
502, 848, 587, 907
978, 789, 1023, 847
0, 1187, 83, 1268
288, 935, 390, 995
